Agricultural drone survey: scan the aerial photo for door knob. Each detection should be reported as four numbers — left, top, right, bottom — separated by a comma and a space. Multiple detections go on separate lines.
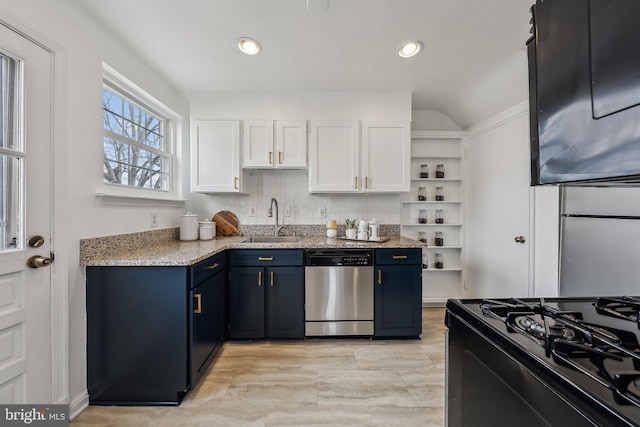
27, 254, 54, 268
514, 236, 526, 244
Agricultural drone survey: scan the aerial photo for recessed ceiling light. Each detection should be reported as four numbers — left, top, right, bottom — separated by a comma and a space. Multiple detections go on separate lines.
237, 37, 261, 55
398, 41, 422, 58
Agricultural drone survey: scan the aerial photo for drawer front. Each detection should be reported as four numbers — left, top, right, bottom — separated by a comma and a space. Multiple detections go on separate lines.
375, 248, 421, 265
191, 252, 226, 287
229, 249, 303, 267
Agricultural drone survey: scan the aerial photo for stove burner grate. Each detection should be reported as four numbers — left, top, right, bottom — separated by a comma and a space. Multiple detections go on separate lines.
480, 297, 640, 408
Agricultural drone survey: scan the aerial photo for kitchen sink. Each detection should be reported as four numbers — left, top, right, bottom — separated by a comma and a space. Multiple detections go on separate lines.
240, 236, 301, 243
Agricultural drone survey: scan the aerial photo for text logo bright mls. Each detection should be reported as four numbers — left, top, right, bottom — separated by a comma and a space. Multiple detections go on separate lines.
2, 405, 68, 426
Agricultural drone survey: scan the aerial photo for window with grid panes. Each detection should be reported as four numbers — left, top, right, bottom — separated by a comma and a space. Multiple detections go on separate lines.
102, 85, 171, 190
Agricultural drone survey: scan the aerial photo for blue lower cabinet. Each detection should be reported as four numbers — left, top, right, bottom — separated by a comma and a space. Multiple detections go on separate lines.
266, 267, 304, 338
374, 249, 422, 338
228, 250, 304, 340
228, 266, 265, 339
86, 253, 226, 406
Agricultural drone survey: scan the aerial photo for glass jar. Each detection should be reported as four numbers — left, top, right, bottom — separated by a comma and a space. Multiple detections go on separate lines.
418, 209, 427, 224
422, 253, 428, 270
435, 231, 444, 246
420, 164, 429, 178
435, 186, 444, 201
418, 231, 427, 244
435, 209, 444, 224
436, 164, 445, 178
435, 253, 444, 269
418, 186, 427, 201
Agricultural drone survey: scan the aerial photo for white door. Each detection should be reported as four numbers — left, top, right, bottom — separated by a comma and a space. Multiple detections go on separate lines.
464, 113, 531, 298
0, 24, 53, 403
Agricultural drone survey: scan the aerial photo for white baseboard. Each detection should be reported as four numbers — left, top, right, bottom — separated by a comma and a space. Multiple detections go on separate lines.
69, 391, 89, 420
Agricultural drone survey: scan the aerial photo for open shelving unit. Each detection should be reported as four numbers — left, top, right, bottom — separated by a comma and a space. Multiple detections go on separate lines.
402, 131, 467, 306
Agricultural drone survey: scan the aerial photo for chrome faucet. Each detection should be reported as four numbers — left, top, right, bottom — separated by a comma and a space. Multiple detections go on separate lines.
268, 198, 283, 236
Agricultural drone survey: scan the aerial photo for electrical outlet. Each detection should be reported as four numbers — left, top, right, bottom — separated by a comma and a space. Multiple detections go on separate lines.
150, 212, 158, 228
249, 207, 257, 217
318, 207, 326, 218
284, 205, 292, 217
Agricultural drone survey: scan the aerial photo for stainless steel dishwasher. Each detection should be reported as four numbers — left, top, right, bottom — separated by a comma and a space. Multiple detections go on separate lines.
304, 249, 374, 336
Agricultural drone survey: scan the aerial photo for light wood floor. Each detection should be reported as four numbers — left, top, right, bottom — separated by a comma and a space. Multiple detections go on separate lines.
72, 308, 446, 427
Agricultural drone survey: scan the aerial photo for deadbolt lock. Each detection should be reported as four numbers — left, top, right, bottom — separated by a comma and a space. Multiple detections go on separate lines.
27, 235, 45, 248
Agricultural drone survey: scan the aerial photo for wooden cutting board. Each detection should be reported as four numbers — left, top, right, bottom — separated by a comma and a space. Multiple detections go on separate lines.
212, 210, 242, 236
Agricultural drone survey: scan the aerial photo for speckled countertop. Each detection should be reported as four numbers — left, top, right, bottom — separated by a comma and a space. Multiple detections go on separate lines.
82, 235, 424, 267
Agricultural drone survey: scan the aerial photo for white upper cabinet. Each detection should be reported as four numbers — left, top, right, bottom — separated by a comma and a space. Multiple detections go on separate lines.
275, 120, 307, 168
191, 120, 242, 193
243, 120, 307, 169
309, 121, 360, 193
309, 120, 410, 193
361, 121, 411, 193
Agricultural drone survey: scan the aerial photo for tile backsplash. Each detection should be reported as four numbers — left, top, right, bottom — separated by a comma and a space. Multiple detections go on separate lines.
192, 169, 402, 227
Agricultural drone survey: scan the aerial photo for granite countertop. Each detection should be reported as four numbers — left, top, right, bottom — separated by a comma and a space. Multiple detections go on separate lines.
82, 235, 424, 267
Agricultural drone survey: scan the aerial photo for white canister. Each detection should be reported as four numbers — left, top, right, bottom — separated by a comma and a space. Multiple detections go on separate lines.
358, 220, 368, 232
199, 221, 215, 240
180, 212, 199, 241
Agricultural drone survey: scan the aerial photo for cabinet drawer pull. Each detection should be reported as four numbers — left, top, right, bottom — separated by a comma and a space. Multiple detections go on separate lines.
258, 257, 274, 261
258, 271, 262, 286
270, 271, 275, 286
278, 151, 283, 164
392, 255, 408, 260
365, 176, 369, 189
206, 263, 219, 270
378, 269, 382, 285
234, 177, 239, 189
355, 176, 358, 188
269, 151, 273, 164
194, 293, 202, 314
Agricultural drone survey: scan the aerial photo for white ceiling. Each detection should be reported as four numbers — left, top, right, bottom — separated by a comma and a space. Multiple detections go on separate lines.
77, 0, 533, 129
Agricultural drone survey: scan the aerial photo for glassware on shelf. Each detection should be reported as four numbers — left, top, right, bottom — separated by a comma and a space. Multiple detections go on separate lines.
420, 164, 429, 178
418, 209, 427, 224
418, 231, 427, 244
436, 164, 445, 178
435, 186, 444, 201
435, 209, 444, 224
435, 231, 444, 246
418, 186, 427, 201
422, 253, 428, 270
435, 253, 444, 269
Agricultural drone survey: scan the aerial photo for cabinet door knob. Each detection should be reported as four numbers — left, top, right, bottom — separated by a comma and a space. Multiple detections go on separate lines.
378, 269, 382, 285
269, 151, 273, 164
278, 151, 283, 164
258, 271, 262, 286
234, 177, 239, 189
270, 271, 275, 286
514, 236, 526, 244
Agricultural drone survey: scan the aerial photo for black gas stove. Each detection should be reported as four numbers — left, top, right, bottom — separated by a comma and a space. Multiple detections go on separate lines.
446, 296, 640, 427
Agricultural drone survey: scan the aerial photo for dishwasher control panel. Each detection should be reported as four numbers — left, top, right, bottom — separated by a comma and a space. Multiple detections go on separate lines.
305, 249, 373, 266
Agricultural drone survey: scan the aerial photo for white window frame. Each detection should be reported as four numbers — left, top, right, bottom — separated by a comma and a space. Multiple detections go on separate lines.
98, 64, 184, 206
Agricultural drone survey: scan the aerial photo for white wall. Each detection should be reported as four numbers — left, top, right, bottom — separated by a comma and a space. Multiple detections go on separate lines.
0, 0, 189, 415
